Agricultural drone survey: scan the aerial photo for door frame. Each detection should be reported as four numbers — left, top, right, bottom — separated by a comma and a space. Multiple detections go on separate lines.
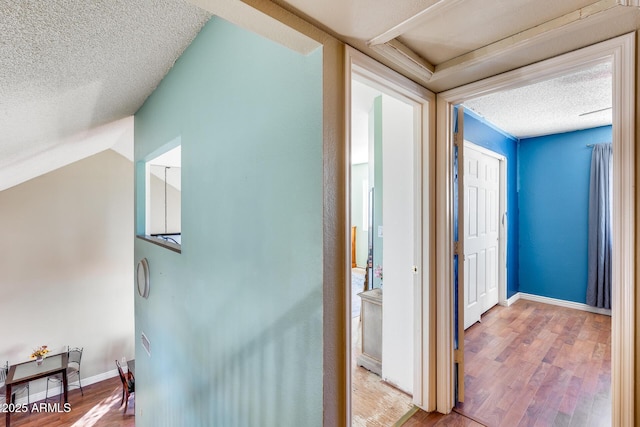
463, 140, 508, 315
345, 46, 437, 417
435, 32, 635, 424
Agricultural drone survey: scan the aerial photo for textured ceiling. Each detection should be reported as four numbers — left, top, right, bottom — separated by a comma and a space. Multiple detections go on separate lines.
463, 61, 612, 139
352, 61, 612, 161
0, 0, 210, 191
0, 0, 634, 191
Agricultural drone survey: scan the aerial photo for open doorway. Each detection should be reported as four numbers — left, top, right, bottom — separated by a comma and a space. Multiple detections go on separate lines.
346, 47, 436, 425
435, 33, 635, 424
456, 60, 614, 425
349, 75, 416, 426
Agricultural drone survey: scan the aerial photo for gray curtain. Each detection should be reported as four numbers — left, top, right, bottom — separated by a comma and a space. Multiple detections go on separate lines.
586, 143, 612, 309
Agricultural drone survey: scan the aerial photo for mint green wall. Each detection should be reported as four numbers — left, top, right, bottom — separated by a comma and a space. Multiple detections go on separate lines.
134, 17, 323, 426
370, 96, 383, 288
351, 162, 368, 268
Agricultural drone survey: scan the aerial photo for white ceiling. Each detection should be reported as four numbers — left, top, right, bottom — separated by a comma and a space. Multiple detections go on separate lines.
2, 0, 638, 190
392, 1, 598, 64
463, 61, 613, 139
351, 80, 383, 164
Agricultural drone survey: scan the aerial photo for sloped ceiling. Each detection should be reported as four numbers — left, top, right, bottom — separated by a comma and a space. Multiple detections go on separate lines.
0, 0, 211, 191
1, 0, 639, 191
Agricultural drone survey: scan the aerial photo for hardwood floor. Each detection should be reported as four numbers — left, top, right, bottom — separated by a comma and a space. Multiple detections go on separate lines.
351, 313, 485, 427
457, 300, 611, 427
402, 408, 485, 426
20, 300, 601, 426
5, 376, 134, 427
400, 300, 610, 427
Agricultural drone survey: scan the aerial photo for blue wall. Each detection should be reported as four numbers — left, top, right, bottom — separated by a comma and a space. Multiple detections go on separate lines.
134, 17, 323, 426
463, 109, 519, 298
518, 126, 612, 303
463, 107, 612, 304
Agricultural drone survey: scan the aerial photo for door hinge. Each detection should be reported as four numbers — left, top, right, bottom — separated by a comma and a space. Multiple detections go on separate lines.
454, 349, 462, 363
454, 241, 460, 256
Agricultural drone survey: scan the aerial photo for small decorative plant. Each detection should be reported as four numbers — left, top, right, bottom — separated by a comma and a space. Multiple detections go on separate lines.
31, 345, 49, 360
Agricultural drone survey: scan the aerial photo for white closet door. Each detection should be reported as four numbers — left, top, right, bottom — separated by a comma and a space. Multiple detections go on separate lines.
463, 142, 500, 329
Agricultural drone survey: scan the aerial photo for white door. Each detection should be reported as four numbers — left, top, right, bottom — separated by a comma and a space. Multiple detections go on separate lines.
463, 142, 500, 329
381, 94, 416, 394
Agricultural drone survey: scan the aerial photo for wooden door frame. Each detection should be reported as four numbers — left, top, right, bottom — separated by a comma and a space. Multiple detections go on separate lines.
345, 46, 437, 416
435, 33, 635, 425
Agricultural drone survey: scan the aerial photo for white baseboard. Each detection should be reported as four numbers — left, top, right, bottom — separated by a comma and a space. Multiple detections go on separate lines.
13, 369, 119, 405
503, 292, 521, 307
508, 292, 612, 316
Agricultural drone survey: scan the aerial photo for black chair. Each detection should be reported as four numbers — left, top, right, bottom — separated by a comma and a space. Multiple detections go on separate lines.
0, 361, 30, 405
45, 347, 83, 401
116, 359, 134, 413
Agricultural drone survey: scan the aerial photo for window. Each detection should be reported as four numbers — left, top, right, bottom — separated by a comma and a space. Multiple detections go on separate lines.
141, 143, 181, 251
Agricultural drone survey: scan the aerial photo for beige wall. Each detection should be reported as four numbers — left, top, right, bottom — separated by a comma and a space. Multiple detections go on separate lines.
0, 149, 134, 394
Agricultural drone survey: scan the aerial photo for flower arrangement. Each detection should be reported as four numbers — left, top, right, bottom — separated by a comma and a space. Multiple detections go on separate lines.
30, 345, 49, 360
374, 265, 383, 281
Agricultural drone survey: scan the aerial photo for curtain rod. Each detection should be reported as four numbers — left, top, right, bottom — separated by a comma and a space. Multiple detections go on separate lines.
586, 142, 612, 147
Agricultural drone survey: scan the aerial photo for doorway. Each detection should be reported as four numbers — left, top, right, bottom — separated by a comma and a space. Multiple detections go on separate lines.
435, 33, 635, 424
346, 47, 436, 424
457, 65, 614, 423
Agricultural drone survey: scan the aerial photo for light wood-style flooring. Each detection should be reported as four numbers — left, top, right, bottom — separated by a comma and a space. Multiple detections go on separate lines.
5, 376, 134, 427
402, 300, 610, 427
458, 299, 611, 426
9, 300, 608, 426
351, 315, 415, 426
402, 408, 484, 426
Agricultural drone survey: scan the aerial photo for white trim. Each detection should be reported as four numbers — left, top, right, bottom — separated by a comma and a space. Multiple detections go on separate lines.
610, 30, 635, 427
369, 40, 434, 81
503, 292, 521, 307
435, 95, 454, 413
13, 369, 119, 405
431, 0, 620, 82
516, 292, 612, 316
349, 47, 435, 102
368, 0, 466, 46
344, 52, 354, 427
346, 46, 436, 412
435, 33, 635, 423
618, 0, 640, 6
455, 107, 466, 401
